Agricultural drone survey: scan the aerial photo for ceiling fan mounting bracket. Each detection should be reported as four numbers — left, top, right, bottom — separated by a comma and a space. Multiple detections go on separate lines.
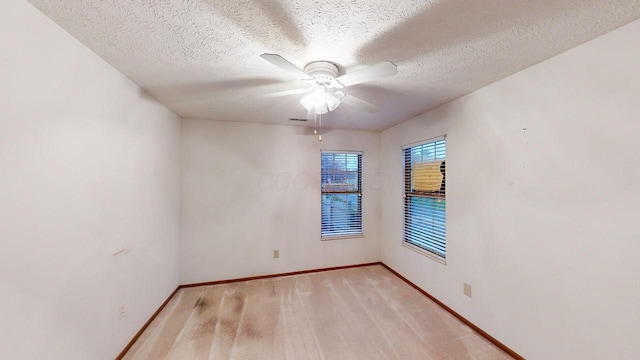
303, 61, 339, 85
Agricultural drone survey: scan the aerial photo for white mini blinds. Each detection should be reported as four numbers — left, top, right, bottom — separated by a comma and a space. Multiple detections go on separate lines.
321, 152, 363, 239
403, 138, 446, 259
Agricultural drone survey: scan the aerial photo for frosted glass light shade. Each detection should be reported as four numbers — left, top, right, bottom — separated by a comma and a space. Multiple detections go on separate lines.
300, 86, 342, 114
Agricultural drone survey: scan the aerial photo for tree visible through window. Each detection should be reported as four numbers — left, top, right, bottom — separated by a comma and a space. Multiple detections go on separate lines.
321, 152, 362, 238
403, 138, 446, 259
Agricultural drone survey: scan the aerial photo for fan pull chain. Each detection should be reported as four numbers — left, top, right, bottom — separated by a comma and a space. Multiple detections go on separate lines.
318, 112, 322, 141
314, 112, 317, 135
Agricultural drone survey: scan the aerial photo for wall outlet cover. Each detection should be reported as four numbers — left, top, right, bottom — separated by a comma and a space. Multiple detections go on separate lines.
464, 283, 472, 297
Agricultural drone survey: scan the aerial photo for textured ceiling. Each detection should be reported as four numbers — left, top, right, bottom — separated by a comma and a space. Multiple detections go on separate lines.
28, 0, 640, 131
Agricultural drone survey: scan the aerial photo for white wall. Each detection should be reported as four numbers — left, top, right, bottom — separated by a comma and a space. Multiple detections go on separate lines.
0, 1, 181, 359
180, 119, 380, 283
380, 19, 640, 360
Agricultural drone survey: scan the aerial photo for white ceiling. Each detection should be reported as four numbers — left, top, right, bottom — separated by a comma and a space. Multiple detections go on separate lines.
29, 0, 640, 131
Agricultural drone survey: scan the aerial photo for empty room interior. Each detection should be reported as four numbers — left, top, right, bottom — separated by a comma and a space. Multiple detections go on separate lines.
2, 1, 640, 359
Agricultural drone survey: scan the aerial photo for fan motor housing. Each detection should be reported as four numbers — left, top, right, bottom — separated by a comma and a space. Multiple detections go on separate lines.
304, 61, 339, 84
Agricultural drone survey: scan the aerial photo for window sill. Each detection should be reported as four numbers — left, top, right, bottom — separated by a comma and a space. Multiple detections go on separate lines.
402, 241, 446, 265
321, 234, 364, 241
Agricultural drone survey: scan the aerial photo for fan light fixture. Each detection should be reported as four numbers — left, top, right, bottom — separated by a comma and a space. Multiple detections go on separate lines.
258, 54, 398, 140
300, 87, 345, 115
257, 53, 398, 141
298, 61, 346, 115
259, 53, 397, 116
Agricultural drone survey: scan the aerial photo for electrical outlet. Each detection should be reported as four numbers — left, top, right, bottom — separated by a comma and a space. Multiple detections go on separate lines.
463, 283, 472, 297
273, 250, 279, 259
119, 304, 126, 319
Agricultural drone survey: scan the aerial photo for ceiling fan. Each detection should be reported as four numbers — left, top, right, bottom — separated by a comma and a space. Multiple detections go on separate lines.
256, 53, 398, 115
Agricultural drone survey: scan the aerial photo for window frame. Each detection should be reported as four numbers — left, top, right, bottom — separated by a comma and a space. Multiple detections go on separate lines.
320, 150, 363, 240
402, 136, 447, 264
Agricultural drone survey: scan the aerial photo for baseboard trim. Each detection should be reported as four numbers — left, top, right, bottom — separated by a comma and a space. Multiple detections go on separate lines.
115, 286, 179, 360
116, 261, 524, 360
380, 262, 525, 360
180, 262, 382, 288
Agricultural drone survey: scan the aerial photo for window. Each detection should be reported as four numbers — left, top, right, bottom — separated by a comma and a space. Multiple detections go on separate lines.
321, 151, 363, 239
403, 138, 446, 260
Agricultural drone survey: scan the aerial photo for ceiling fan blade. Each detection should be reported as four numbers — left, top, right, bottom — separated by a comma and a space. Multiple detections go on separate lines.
335, 61, 397, 87
260, 53, 310, 80
244, 80, 311, 97
251, 86, 311, 98
341, 94, 380, 113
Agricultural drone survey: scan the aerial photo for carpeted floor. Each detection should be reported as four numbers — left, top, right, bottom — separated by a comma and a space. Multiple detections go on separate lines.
124, 265, 512, 359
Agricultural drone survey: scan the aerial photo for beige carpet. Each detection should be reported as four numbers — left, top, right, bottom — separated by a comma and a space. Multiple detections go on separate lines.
124, 265, 512, 359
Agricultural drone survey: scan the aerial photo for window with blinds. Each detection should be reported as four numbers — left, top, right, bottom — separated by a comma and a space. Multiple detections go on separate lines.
403, 138, 446, 259
321, 152, 363, 239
